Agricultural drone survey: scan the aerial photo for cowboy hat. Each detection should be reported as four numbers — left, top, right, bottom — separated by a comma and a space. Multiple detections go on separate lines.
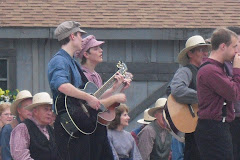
148, 98, 167, 117
137, 108, 156, 124
25, 92, 52, 111
10, 90, 32, 116
178, 35, 211, 66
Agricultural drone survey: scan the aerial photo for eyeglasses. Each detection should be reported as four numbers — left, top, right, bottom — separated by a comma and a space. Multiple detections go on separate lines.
197, 47, 209, 53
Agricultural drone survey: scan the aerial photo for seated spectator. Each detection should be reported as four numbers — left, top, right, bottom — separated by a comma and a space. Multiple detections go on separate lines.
131, 108, 155, 144
0, 103, 13, 131
1, 90, 32, 160
108, 104, 142, 160
138, 98, 172, 160
10, 92, 57, 160
0, 102, 14, 160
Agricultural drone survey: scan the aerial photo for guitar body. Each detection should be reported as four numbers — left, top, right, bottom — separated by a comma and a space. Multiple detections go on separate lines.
98, 102, 120, 126
55, 82, 102, 137
167, 94, 198, 133
55, 62, 130, 137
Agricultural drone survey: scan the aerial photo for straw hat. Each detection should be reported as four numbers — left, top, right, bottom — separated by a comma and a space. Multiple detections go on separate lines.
148, 98, 167, 117
137, 108, 156, 124
11, 90, 32, 116
178, 35, 211, 66
25, 92, 52, 111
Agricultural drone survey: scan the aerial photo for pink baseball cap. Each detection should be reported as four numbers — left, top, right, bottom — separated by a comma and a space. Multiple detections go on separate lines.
76, 35, 104, 58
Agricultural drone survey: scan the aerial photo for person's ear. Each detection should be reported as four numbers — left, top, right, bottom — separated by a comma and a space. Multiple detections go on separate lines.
83, 52, 89, 58
69, 33, 75, 40
219, 43, 226, 51
187, 51, 193, 58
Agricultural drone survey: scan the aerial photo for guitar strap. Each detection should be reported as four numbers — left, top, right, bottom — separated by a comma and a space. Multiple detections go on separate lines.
73, 60, 89, 89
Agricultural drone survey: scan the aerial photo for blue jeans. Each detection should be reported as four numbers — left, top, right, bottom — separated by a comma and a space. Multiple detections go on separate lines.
171, 137, 184, 160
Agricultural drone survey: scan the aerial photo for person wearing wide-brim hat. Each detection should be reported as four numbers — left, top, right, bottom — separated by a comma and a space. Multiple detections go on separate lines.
131, 108, 156, 144
0, 90, 33, 160
138, 98, 172, 160
177, 35, 211, 66
10, 90, 33, 117
166, 35, 210, 160
10, 92, 58, 160
137, 108, 155, 125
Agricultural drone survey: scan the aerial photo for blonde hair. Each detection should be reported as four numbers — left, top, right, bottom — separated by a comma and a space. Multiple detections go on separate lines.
0, 102, 11, 115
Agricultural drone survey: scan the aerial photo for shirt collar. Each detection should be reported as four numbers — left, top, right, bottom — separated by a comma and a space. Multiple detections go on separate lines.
205, 58, 224, 68
58, 49, 75, 62
30, 117, 47, 130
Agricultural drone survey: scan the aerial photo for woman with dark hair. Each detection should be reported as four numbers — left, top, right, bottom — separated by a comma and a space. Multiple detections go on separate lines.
108, 104, 142, 160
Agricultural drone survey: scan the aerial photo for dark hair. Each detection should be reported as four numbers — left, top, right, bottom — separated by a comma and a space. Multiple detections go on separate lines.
211, 28, 238, 51
108, 104, 129, 130
59, 32, 78, 46
80, 48, 90, 65
227, 26, 240, 35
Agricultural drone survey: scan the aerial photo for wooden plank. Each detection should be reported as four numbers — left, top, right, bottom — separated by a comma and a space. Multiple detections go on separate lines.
126, 40, 132, 62
151, 40, 157, 62
32, 39, 39, 94
128, 82, 169, 122
102, 40, 108, 62
173, 40, 180, 63
0, 28, 214, 40
99, 73, 174, 81
96, 62, 179, 74
132, 40, 151, 62
44, 39, 51, 93
15, 39, 33, 92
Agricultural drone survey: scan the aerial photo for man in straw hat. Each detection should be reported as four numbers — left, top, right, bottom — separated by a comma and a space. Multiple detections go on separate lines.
0, 90, 32, 160
131, 108, 155, 144
195, 28, 240, 159
10, 92, 57, 160
166, 35, 210, 160
138, 98, 172, 160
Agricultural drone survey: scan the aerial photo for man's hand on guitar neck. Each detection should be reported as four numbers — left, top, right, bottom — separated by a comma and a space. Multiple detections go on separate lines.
100, 93, 126, 108
58, 83, 101, 110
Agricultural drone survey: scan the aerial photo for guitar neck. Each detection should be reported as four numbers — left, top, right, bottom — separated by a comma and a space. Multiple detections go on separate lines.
94, 73, 116, 98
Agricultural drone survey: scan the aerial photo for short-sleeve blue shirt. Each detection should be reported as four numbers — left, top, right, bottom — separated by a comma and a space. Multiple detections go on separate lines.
48, 49, 83, 104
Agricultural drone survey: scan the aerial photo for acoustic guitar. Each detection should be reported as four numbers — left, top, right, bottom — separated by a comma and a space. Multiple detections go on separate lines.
167, 94, 198, 133
55, 61, 129, 138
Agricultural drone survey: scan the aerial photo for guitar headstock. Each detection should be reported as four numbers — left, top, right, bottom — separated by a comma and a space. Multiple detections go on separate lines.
116, 61, 128, 75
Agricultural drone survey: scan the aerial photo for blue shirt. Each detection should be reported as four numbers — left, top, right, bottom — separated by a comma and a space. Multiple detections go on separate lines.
48, 49, 84, 105
0, 117, 21, 160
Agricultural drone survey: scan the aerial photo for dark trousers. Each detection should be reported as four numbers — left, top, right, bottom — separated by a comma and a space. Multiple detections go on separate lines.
54, 117, 114, 160
195, 119, 233, 160
230, 117, 240, 160
184, 132, 201, 160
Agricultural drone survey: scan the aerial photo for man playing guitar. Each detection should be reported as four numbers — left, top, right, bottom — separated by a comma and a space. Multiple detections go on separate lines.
48, 21, 129, 160
166, 35, 210, 160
